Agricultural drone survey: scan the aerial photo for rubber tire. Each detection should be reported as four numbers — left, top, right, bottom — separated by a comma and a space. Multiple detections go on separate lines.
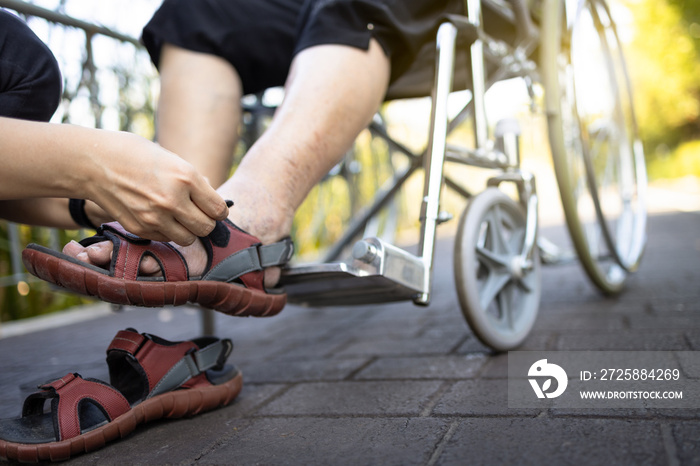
454, 188, 541, 352
541, 0, 647, 295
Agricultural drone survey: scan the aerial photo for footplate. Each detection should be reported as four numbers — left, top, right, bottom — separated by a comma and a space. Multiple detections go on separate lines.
279, 237, 427, 307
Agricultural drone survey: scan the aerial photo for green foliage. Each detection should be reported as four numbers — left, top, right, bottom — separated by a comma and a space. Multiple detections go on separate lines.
624, 0, 700, 155
0, 223, 95, 322
647, 140, 700, 179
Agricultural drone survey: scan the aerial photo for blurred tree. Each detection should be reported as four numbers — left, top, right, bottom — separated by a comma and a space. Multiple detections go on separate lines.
624, 0, 700, 156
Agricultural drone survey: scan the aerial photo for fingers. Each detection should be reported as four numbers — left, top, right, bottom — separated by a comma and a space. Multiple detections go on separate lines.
121, 217, 197, 247
189, 177, 229, 222
156, 220, 199, 247
87, 138, 230, 244
167, 176, 229, 241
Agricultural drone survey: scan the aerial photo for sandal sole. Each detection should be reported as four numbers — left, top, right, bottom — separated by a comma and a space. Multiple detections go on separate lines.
0, 372, 242, 463
22, 248, 286, 317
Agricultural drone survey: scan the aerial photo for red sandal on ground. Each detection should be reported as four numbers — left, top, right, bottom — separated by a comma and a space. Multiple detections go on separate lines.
0, 329, 242, 463
22, 216, 294, 317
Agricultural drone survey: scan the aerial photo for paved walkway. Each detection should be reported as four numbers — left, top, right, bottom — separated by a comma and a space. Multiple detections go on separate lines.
0, 210, 698, 465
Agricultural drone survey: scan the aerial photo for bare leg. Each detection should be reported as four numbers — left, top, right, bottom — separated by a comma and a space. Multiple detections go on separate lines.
157, 44, 243, 188
219, 39, 390, 243
66, 40, 390, 283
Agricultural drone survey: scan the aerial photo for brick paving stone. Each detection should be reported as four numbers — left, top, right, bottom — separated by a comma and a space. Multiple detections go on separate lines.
647, 381, 700, 419
477, 353, 509, 378
64, 383, 285, 465
453, 334, 494, 354
225, 383, 291, 416
242, 357, 369, 383
686, 331, 700, 351
538, 265, 601, 303
335, 335, 463, 357
534, 312, 627, 332
69, 412, 253, 466
321, 319, 422, 340
414, 320, 471, 342
649, 300, 700, 313
265, 337, 357, 361
0, 211, 697, 465
435, 418, 667, 466
353, 355, 487, 380
549, 407, 652, 419
556, 332, 689, 351
515, 332, 559, 351
672, 422, 700, 465
538, 298, 650, 314
202, 417, 450, 466
432, 379, 541, 416
258, 381, 443, 416
628, 315, 700, 330
677, 351, 700, 378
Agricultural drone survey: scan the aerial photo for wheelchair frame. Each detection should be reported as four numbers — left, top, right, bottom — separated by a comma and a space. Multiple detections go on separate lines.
270, 0, 646, 351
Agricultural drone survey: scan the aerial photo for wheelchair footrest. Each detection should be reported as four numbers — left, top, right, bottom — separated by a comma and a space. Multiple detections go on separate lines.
280, 237, 427, 307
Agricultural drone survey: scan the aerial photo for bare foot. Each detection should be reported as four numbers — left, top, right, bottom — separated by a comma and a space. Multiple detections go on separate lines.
62, 227, 280, 286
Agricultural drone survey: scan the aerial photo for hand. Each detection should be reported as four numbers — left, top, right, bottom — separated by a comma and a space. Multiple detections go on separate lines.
82, 131, 229, 245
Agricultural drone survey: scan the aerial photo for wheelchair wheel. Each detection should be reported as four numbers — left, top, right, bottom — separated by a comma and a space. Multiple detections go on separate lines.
541, 0, 647, 294
454, 188, 541, 351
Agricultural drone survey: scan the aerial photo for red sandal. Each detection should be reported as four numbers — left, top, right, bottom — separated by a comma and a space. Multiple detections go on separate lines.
0, 329, 242, 463
22, 218, 294, 317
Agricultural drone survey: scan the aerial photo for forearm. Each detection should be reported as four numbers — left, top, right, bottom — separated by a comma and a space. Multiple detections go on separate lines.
0, 116, 229, 244
0, 198, 77, 229
0, 198, 112, 229
0, 116, 104, 200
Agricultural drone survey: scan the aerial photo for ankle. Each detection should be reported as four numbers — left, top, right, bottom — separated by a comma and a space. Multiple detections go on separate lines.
227, 208, 292, 245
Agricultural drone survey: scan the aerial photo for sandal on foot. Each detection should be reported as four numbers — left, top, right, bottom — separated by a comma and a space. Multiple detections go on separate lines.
0, 328, 242, 463
22, 219, 294, 317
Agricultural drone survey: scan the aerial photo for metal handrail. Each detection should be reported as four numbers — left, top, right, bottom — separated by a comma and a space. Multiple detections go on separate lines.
0, 0, 141, 295
0, 0, 140, 45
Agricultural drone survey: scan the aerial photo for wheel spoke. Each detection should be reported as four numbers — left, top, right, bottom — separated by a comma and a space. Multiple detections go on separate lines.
489, 206, 511, 255
498, 284, 516, 330
476, 245, 509, 270
479, 272, 511, 312
516, 273, 534, 294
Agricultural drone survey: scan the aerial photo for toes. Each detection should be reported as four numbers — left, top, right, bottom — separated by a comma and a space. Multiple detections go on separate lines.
85, 242, 113, 267
62, 240, 85, 259
139, 256, 161, 275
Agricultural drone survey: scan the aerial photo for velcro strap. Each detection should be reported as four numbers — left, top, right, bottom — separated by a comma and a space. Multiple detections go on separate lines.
148, 339, 231, 398
107, 329, 146, 355
259, 238, 294, 267
39, 373, 78, 391
203, 238, 294, 283
100, 222, 150, 244
203, 246, 261, 282
193, 339, 232, 372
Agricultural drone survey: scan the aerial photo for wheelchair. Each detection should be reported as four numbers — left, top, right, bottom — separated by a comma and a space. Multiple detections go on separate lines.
242, 0, 648, 351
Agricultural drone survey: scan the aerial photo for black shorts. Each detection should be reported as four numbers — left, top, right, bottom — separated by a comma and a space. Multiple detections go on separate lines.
0, 10, 62, 121
141, 0, 463, 96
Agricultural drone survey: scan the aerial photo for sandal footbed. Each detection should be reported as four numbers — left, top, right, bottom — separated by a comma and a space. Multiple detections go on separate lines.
0, 372, 242, 462
22, 245, 286, 317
